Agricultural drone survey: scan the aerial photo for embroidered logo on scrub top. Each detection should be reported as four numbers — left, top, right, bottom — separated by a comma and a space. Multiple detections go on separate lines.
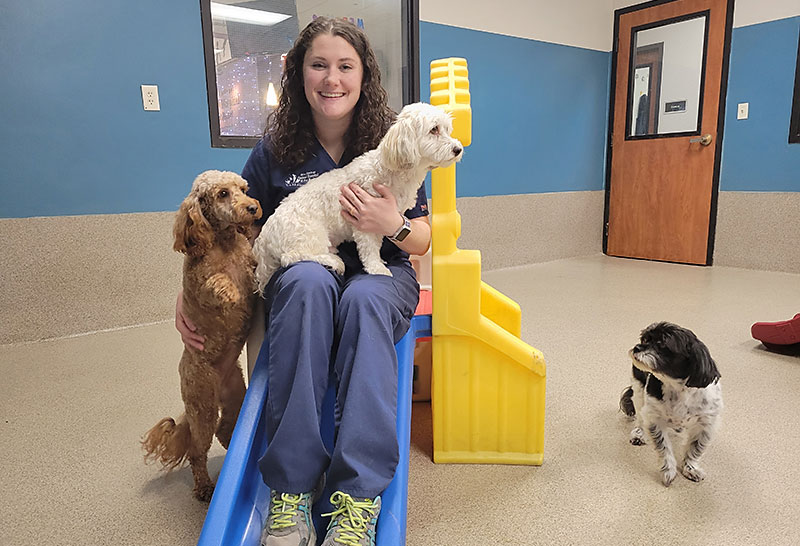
284, 171, 319, 187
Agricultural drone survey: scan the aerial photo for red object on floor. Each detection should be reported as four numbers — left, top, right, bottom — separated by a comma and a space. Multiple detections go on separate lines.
751, 313, 800, 346
414, 290, 432, 346
415, 289, 432, 317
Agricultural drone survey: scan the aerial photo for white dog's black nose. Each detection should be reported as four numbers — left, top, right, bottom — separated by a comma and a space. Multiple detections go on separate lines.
453, 146, 462, 156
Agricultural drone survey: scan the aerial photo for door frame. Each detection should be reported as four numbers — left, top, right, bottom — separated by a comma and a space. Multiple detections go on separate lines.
602, 0, 735, 265
632, 42, 665, 135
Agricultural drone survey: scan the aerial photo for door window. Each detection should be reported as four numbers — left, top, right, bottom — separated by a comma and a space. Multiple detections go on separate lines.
627, 13, 709, 138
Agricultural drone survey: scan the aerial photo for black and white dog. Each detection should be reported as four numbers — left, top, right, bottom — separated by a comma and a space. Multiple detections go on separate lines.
619, 322, 722, 487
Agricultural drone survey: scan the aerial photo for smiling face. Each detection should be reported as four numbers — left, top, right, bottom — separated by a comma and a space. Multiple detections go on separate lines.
303, 33, 363, 131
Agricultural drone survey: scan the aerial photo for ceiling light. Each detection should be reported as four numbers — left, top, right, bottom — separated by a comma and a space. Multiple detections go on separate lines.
210, 2, 291, 26
266, 82, 279, 107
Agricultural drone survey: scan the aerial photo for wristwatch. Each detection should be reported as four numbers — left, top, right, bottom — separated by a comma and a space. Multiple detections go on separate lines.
389, 216, 412, 242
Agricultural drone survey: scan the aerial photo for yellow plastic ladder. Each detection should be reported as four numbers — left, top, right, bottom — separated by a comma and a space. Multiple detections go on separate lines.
429, 58, 546, 465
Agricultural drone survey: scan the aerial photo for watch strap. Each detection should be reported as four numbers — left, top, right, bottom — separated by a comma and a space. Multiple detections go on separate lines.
389, 216, 412, 242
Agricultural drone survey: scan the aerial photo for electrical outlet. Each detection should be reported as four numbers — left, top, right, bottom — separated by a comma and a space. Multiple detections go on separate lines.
737, 102, 748, 120
141, 84, 160, 111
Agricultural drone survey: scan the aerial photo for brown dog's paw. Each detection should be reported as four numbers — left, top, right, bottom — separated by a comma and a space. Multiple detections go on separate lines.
215, 424, 234, 450
218, 284, 240, 304
206, 273, 241, 304
193, 483, 215, 503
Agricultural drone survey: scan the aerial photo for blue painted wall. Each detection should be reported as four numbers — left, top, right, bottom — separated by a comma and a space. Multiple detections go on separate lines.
0, 1, 250, 218
720, 16, 800, 191
419, 22, 611, 197
0, 6, 610, 218
1, 5, 797, 219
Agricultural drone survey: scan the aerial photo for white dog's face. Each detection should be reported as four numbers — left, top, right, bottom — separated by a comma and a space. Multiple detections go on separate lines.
380, 102, 463, 171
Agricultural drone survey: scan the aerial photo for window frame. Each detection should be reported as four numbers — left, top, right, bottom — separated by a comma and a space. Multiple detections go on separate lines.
198, 0, 419, 149
623, 11, 710, 142
789, 31, 800, 144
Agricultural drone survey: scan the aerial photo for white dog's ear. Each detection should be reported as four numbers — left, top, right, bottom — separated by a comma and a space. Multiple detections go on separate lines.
379, 116, 420, 171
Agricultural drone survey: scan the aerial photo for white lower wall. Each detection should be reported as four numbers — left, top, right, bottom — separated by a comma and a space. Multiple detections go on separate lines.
2, 190, 797, 344
0, 192, 605, 345
0, 213, 182, 345
456, 191, 605, 270
713, 192, 800, 273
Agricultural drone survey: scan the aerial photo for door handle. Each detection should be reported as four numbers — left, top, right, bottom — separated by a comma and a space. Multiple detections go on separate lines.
689, 134, 713, 146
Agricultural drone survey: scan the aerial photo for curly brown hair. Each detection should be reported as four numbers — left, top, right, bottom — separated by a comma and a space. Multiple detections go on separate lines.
265, 17, 396, 170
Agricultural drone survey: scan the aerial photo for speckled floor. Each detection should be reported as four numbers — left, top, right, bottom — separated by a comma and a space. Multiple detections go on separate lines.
2, 255, 799, 546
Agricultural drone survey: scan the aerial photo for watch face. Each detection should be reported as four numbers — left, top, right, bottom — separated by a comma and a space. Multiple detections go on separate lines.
394, 226, 411, 241
391, 217, 411, 242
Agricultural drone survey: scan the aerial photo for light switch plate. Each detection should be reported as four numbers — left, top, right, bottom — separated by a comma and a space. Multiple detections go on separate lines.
737, 102, 748, 120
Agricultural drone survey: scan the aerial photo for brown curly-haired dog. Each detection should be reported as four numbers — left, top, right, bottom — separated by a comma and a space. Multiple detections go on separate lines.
142, 170, 261, 502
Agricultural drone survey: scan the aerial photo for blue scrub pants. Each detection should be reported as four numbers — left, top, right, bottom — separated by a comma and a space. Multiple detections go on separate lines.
257, 260, 419, 498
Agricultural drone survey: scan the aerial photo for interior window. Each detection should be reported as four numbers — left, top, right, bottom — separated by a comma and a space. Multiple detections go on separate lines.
198, 0, 417, 148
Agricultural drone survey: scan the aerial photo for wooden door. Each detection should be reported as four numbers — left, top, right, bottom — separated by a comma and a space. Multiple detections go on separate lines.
604, 0, 734, 265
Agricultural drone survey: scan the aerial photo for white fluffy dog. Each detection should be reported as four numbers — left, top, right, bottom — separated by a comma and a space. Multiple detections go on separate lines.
253, 102, 463, 293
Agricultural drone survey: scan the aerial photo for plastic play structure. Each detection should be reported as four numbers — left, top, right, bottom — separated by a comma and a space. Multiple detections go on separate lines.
429, 58, 546, 465
196, 57, 546, 546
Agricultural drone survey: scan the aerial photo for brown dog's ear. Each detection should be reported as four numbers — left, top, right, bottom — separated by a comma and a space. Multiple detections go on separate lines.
173, 193, 212, 256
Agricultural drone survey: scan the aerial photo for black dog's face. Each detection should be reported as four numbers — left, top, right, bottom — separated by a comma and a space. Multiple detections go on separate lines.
630, 322, 720, 388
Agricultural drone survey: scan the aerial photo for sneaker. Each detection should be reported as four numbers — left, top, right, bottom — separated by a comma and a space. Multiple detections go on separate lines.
321, 492, 381, 546
260, 477, 324, 546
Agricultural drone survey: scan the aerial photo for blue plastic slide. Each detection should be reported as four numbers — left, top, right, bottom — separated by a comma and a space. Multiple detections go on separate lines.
197, 314, 431, 546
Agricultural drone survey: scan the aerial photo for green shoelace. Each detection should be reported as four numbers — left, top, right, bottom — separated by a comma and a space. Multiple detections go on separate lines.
323, 492, 378, 546
269, 492, 309, 530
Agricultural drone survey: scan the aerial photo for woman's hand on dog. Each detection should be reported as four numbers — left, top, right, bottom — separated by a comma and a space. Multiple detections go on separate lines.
175, 291, 205, 351
339, 182, 404, 236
